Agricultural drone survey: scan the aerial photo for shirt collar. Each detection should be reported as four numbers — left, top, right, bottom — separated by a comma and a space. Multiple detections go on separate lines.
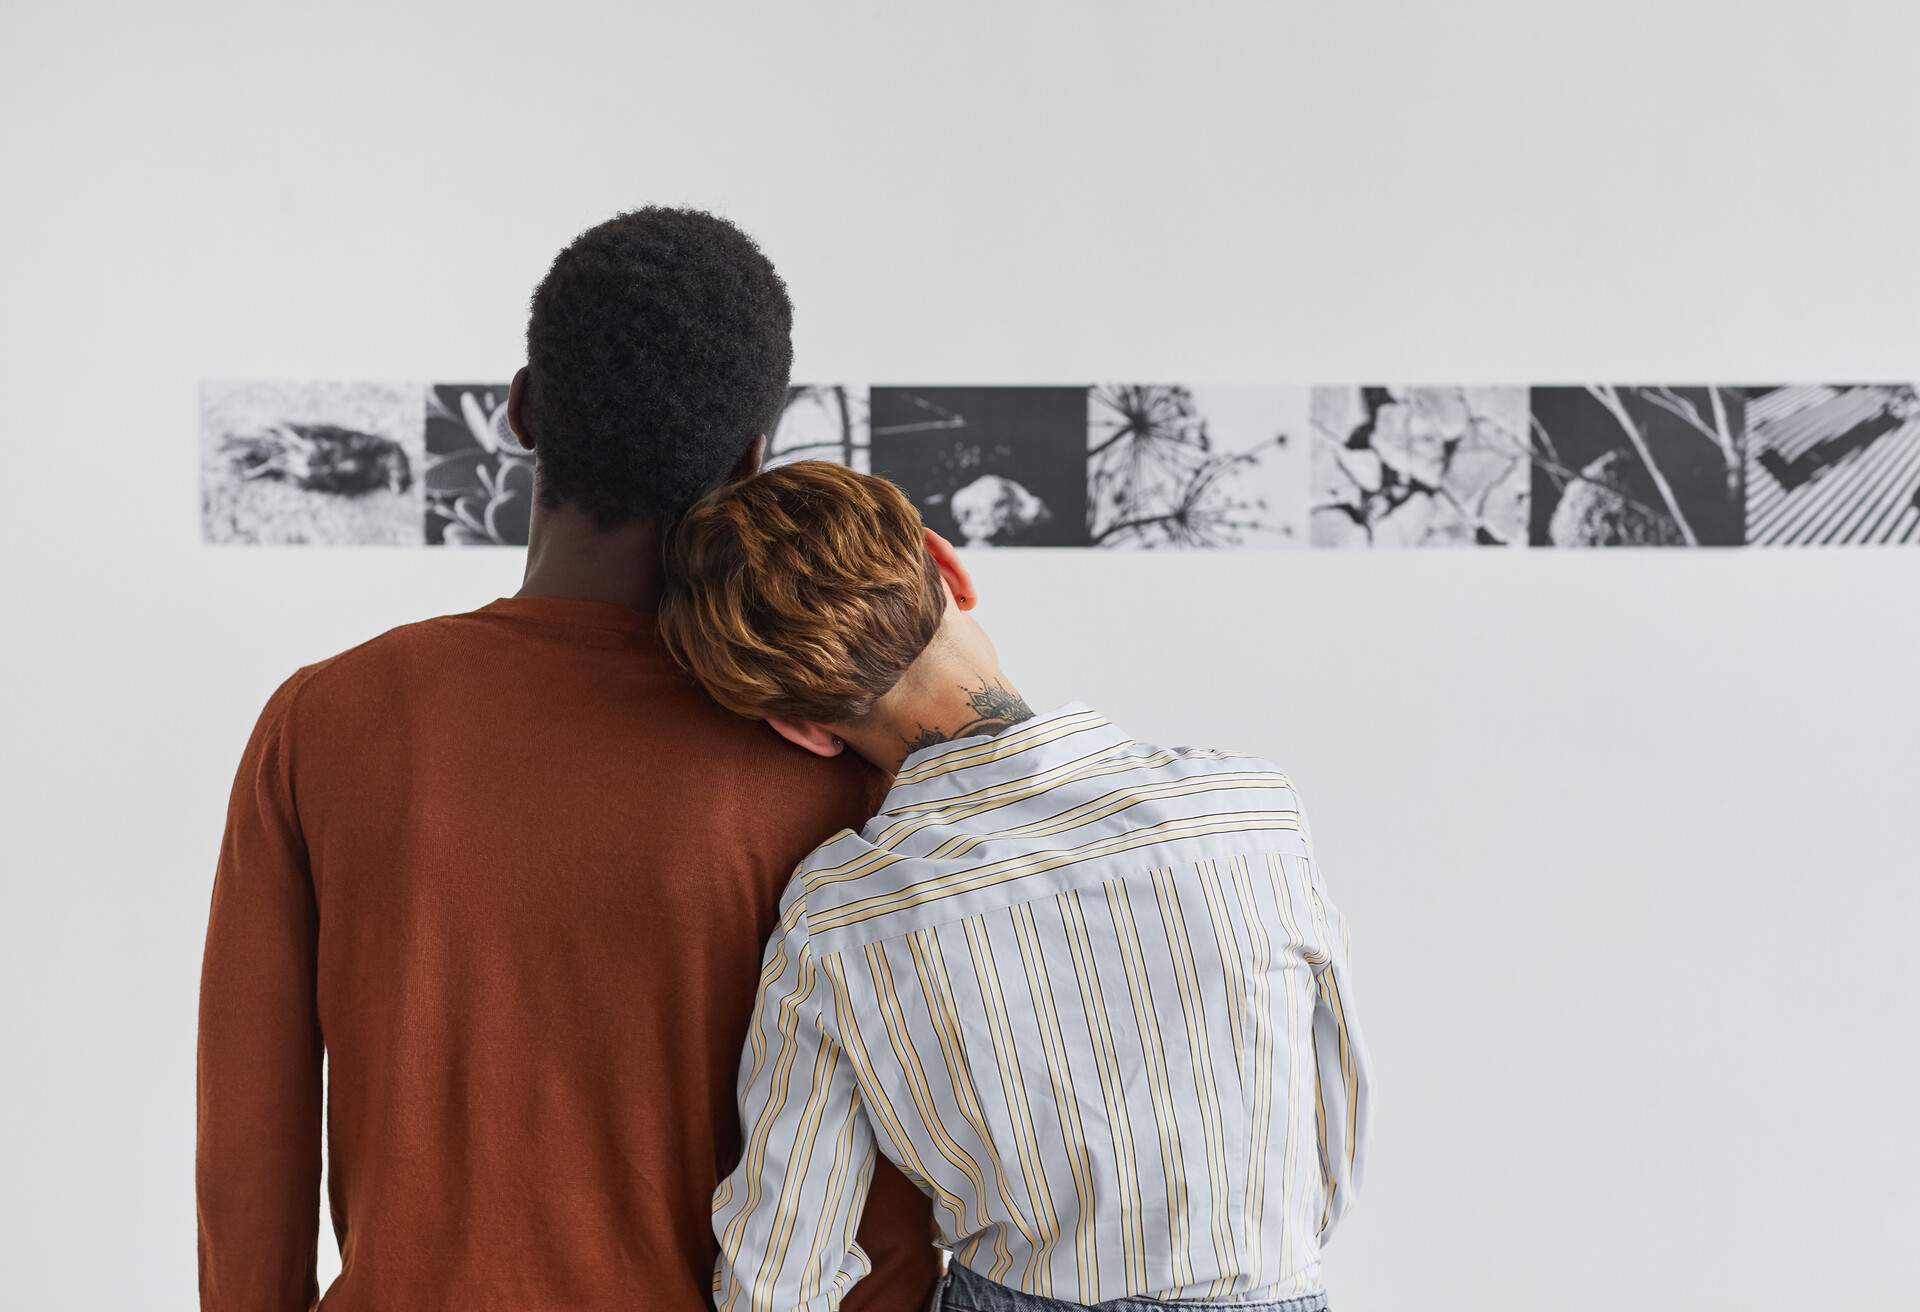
885, 702, 1133, 807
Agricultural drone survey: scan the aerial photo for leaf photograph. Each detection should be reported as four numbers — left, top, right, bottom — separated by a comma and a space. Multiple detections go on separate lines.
424, 383, 534, 547
1528, 386, 1748, 547
1311, 386, 1530, 547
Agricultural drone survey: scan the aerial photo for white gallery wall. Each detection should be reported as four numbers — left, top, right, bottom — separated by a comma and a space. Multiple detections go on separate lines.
3, 1, 1918, 1307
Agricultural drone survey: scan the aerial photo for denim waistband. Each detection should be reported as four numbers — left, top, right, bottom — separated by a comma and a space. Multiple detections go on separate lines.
938, 1262, 1331, 1312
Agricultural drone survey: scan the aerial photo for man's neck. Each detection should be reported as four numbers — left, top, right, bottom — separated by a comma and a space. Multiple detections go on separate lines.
853, 667, 1036, 774
517, 498, 665, 612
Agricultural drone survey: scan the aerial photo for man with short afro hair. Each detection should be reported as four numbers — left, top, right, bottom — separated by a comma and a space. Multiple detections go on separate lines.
522, 207, 795, 527
196, 208, 940, 1312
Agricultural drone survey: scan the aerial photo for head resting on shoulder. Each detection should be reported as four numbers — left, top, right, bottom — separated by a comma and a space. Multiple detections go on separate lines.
657, 460, 1028, 771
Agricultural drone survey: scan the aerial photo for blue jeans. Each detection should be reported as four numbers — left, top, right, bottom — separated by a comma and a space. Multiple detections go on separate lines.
936, 1263, 1331, 1312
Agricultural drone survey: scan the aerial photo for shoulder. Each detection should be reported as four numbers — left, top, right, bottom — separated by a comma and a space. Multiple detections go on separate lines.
1108, 734, 1297, 791
237, 625, 459, 783
1150, 740, 1306, 824
790, 822, 879, 888
263, 610, 486, 722
787, 728, 1309, 953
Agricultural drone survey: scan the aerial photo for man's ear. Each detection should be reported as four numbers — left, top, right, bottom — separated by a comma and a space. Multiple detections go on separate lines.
728, 434, 768, 484
923, 528, 978, 611
767, 716, 845, 758
506, 367, 535, 452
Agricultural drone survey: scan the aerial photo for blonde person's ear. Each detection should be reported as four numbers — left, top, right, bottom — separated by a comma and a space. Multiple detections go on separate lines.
767, 717, 846, 758
923, 528, 978, 611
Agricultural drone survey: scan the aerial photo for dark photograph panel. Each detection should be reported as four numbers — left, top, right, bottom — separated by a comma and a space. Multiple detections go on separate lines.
869, 387, 1090, 547
1528, 386, 1749, 547
1744, 385, 1920, 545
766, 384, 870, 472
200, 380, 426, 545
425, 382, 533, 546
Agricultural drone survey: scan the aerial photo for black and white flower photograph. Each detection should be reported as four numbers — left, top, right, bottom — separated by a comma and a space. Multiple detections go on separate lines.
766, 384, 869, 472
869, 387, 1090, 547
200, 380, 425, 545
1088, 385, 1307, 548
1744, 384, 1920, 545
1311, 386, 1530, 547
425, 382, 534, 546
1528, 386, 1748, 547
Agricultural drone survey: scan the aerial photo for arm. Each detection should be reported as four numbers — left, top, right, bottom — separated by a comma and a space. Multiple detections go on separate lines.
714, 907, 883, 1312
814, 770, 942, 1312
1302, 827, 1372, 1244
196, 676, 323, 1310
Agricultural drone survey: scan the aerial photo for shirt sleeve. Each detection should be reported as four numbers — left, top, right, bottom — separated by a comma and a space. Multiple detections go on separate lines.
714, 906, 882, 1312
1301, 804, 1372, 1245
196, 675, 324, 1311
807, 761, 942, 1312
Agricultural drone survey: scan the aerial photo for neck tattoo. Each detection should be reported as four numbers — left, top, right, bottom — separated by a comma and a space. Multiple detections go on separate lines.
903, 678, 1034, 754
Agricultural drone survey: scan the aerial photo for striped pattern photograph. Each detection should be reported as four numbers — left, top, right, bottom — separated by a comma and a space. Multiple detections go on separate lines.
1745, 385, 1920, 545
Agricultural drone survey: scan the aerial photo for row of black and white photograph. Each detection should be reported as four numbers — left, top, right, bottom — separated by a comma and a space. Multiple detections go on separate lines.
201, 382, 1920, 547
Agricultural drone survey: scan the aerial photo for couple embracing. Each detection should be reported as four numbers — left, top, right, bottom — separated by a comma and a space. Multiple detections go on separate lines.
197, 208, 1371, 1312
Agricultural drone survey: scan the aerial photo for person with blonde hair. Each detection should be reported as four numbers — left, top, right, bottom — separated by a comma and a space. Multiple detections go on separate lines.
658, 460, 1373, 1312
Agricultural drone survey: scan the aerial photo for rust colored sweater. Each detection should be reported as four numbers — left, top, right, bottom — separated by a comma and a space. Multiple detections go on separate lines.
197, 597, 939, 1311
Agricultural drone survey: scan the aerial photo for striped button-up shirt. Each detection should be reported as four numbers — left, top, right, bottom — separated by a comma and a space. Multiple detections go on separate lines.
713, 704, 1371, 1311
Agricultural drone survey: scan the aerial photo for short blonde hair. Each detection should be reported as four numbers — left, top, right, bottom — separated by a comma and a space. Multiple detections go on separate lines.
658, 460, 946, 722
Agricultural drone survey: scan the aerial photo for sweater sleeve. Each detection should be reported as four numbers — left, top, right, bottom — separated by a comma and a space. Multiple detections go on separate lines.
196, 674, 324, 1311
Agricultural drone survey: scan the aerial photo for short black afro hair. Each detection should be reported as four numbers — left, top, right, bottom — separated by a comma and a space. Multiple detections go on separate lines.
523, 207, 793, 526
